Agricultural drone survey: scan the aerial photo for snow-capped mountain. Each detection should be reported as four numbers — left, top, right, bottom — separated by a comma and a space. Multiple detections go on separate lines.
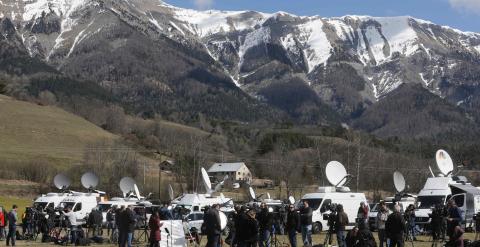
1, 0, 480, 137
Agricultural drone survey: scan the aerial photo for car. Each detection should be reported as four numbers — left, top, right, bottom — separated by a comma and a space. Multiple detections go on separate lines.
184, 211, 204, 234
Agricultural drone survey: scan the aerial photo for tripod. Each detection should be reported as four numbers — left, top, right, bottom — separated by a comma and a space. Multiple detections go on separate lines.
134, 209, 149, 244
323, 227, 334, 247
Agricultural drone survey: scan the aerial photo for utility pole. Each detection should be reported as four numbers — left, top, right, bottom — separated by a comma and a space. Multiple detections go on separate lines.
158, 163, 162, 200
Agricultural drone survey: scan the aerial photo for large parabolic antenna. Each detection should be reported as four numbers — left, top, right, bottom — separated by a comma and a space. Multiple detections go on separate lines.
119, 177, 136, 195
248, 186, 256, 200
436, 149, 454, 176
54, 174, 71, 190
393, 171, 406, 193
81, 172, 99, 190
201, 167, 212, 192
325, 161, 348, 187
168, 184, 174, 201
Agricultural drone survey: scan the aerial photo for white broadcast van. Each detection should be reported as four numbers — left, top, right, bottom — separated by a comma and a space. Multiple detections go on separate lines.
33, 174, 72, 212
300, 161, 368, 233
415, 150, 480, 228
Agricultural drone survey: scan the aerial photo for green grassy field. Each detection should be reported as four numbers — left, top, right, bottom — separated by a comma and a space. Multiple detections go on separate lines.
0, 195, 33, 221
0, 94, 117, 165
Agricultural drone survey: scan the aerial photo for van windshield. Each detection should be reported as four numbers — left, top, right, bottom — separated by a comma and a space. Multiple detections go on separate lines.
98, 204, 112, 212
417, 196, 445, 209
302, 199, 323, 210
34, 202, 48, 210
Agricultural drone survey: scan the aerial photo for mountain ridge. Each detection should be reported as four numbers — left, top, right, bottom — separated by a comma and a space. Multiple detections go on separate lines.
1, 0, 480, 138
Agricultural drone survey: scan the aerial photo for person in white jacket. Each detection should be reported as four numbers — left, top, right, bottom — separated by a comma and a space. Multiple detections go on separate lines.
62, 208, 78, 244
377, 202, 389, 247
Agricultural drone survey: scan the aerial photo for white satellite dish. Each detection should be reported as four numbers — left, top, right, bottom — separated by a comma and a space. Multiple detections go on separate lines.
393, 171, 406, 193
81, 172, 99, 190
248, 186, 256, 200
134, 184, 141, 200
288, 196, 295, 205
54, 174, 71, 190
201, 167, 212, 193
436, 149, 454, 176
325, 161, 348, 187
119, 177, 136, 197
168, 184, 174, 201
219, 211, 228, 230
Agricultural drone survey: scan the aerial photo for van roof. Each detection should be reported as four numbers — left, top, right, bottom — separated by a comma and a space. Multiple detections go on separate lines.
302, 192, 367, 200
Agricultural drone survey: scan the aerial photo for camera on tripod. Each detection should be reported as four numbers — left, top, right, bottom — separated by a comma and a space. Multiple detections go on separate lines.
322, 203, 338, 228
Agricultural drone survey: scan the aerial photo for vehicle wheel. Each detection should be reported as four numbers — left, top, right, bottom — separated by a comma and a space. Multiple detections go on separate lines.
312, 222, 322, 234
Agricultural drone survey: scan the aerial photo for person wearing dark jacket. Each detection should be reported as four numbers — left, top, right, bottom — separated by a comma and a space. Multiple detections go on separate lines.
119, 206, 136, 247
335, 204, 349, 247
346, 227, 359, 247
285, 204, 300, 247
148, 212, 163, 247
204, 204, 222, 247
385, 205, 405, 247
106, 207, 116, 237
447, 199, 463, 239
446, 219, 464, 247
355, 222, 377, 247
6, 205, 17, 246
237, 209, 259, 247
300, 201, 313, 247
257, 203, 274, 247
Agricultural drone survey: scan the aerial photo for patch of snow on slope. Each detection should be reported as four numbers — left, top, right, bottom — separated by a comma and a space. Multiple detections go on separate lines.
238, 27, 270, 66
364, 26, 387, 63
298, 18, 332, 72
327, 19, 354, 42
67, 19, 94, 57
280, 33, 296, 52
23, 0, 90, 21
173, 8, 269, 37
475, 45, 480, 54
169, 21, 185, 35
148, 12, 163, 31
375, 17, 418, 57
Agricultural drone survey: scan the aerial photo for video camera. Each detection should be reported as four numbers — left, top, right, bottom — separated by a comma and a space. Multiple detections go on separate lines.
323, 204, 338, 229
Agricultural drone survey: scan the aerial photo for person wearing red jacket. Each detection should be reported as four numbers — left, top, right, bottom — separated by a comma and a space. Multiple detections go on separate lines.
148, 212, 163, 247
0, 206, 5, 240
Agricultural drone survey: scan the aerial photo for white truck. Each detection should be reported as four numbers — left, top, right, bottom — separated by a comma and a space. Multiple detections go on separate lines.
301, 186, 368, 233
59, 192, 104, 225
415, 176, 480, 228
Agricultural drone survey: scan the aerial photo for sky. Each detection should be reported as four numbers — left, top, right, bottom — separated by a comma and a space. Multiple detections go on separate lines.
165, 0, 480, 32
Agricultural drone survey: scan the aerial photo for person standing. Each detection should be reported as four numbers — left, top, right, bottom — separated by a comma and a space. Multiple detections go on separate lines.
148, 212, 163, 247
447, 199, 463, 239
385, 205, 405, 247
404, 204, 416, 241
116, 205, 126, 246
285, 204, 300, 247
300, 201, 313, 247
357, 202, 369, 227
123, 206, 137, 247
6, 205, 17, 246
0, 206, 5, 240
63, 207, 78, 245
258, 203, 274, 247
447, 219, 464, 247
237, 209, 259, 247
204, 204, 222, 247
106, 207, 116, 237
335, 204, 349, 247
376, 202, 388, 247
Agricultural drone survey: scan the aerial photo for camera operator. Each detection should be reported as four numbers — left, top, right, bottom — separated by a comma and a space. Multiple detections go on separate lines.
404, 204, 416, 241
106, 207, 116, 237
62, 207, 78, 244
431, 204, 447, 242
446, 199, 463, 239
325, 204, 337, 245
257, 203, 273, 247
285, 204, 300, 247
300, 201, 313, 247
335, 204, 349, 247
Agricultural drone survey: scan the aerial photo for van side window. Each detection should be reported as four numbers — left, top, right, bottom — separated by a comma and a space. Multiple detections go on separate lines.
320, 199, 332, 213
74, 203, 82, 212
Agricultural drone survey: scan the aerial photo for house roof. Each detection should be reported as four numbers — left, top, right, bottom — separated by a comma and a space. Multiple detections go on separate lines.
208, 162, 246, 173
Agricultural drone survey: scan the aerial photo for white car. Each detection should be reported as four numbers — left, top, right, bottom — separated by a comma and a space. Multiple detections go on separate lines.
184, 212, 204, 234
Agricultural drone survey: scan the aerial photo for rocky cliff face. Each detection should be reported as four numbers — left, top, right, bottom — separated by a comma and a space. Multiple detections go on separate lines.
1, 0, 480, 137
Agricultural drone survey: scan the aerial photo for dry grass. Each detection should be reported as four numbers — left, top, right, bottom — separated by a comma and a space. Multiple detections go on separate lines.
1, 230, 477, 246
0, 95, 117, 165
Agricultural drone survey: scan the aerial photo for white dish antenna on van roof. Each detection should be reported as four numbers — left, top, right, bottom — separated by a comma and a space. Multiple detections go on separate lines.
288, 196, 295, 205
248, 186, 256, 200
393, 171, 406, 193
201, 167, 212, 193
168, 184, 174, 201
54, 174, 71, 190
81, 172, 99, 190
326, 161, 348, 187
119, 177, 136, 196
436, 149, 454, 176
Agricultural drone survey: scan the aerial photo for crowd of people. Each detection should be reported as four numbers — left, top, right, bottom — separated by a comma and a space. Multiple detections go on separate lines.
0, 197, 470, 247
202, 199, 467, 247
